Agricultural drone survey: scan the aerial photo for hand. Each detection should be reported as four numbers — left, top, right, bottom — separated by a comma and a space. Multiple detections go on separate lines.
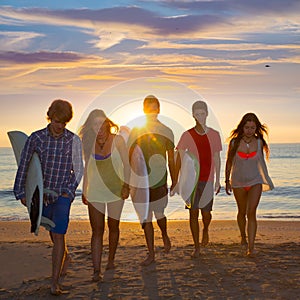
169, 183, 178, 197
225, 182, 232, 195
20, 198, 26, 206
121, 185, 130, 200
215, 182, 221, 195
82, 194, 88, 205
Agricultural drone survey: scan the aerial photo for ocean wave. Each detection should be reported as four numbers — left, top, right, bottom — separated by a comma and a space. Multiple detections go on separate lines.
0, 190, 14, 197
0, 189, 82, 197
258, 214, 300, 219
271, 155, 300, 159
267, 186, 300, 198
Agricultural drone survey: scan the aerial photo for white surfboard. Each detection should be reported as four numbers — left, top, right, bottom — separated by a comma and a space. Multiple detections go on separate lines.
129, 144, 150, 226
8, 131, 55, 235
118, 125, 131, 142
178, 151, 200, 208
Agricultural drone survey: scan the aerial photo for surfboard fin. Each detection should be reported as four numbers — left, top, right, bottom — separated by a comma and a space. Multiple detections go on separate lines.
30, 187, 40, 234
30, 187, 56, 234
40, 216, 56, 231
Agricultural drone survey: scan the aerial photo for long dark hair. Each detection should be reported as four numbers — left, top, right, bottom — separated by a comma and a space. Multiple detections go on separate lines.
227, 112, 270, 161
78, 109, 119, 161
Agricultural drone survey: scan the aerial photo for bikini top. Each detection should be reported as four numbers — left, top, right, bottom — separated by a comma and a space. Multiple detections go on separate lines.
92, 153, 112, 160
237, 151, 257, 159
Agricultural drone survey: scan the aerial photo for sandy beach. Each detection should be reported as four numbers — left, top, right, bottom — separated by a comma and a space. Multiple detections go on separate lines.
0, 220, 299, 299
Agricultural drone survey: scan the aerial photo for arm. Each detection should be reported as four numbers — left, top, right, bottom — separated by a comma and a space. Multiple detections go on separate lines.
171, 149, 184, 196
81, 140, 90, 205
225, 141, 234, 195
67, 136, 84, 200
213, 151, 221, 195
81, 164, 89, 205
116, 135, 131, 200
167, 148, 176, 194
174, 149, 182, 184
127, 128, 137, 165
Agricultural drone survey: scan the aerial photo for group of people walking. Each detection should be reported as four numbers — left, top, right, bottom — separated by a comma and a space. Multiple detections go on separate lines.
13, 96, 273, 295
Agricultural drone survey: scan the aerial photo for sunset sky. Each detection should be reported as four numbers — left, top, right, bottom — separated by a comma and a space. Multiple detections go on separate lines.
1, 0, 300, 147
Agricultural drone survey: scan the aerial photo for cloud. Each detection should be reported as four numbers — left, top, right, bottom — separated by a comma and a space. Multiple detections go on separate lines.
0, 4, 299, 85
0, 6, 227, 37
0, 31, 43, 51
0, 50, 84, 64
1, 4, 299, 54
162, 0, 300, 15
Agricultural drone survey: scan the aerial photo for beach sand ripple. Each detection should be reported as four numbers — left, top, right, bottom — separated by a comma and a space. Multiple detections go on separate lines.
0, 220, 299, 299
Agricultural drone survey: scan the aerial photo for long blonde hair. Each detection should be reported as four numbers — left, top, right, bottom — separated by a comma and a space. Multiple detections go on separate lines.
78, 109, 119, 161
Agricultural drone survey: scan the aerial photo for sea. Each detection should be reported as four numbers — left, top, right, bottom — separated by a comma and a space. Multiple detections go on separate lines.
0, 144, 299, 222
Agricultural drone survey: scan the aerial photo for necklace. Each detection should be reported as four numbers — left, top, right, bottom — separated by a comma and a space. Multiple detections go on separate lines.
97, 135, 109, 150
242, 137, 253, 150
195, 125, 207, 135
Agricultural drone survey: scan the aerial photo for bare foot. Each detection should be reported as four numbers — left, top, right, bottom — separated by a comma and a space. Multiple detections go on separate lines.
246, 250, 257, 258
201, 229, 209, 246
140, 254, 155, 266
191, 248, 200, 259
92, 270, 102, 282
50, 284, 69, 296
105, 261, 115, 270
241, 237, 248, 250
50, 284, 61, 296
162, 234, 171, 253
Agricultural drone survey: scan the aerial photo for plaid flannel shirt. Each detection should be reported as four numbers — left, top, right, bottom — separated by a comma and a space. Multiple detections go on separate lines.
13, 126, 83, 202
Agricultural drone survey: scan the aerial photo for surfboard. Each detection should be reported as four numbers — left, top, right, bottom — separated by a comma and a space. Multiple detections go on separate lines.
177, 151, 200, 208
129, 144, 150, 226
8, 131, 55, 235
118, 125, 131, 142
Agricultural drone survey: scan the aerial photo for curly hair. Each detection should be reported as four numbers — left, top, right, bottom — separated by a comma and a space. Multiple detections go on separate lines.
47, 99, 73, 123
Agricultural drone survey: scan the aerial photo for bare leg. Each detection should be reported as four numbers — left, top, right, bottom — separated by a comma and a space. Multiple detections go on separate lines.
157, 216, 171, 253
60, 251, 71, 277
246, 184, 262, 256
58, 247, 71, 285
50, 232, 66, 295
233, 188, 248, 246
189, 209, 200, 258
201, 210, 211, 246
88, 203, 105, 281
106, 216, 120, 270
48, 233, 71, 286
141, 222, 155, 266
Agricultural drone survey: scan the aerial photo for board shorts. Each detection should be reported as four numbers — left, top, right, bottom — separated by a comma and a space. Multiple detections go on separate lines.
186, 181, 213, 212
146, 184, 168, 222
42, 195, 71, 234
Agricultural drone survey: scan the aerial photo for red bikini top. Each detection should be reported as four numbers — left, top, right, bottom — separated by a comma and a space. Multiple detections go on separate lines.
237, 151, 257, 159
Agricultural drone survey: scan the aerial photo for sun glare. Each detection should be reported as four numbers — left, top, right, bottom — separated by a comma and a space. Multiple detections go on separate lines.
109, 99, 194, 144
109, 100, 146, 129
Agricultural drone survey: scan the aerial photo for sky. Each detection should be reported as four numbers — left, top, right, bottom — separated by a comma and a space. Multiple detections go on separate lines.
1, 0, 300, 147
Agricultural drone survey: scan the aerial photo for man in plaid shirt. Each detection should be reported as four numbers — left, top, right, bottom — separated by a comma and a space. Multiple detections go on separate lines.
13, 99, 83, 295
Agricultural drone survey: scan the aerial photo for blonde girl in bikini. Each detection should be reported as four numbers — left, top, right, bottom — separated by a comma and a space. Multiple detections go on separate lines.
225, 113, 274, 257
79, 109, 130, 281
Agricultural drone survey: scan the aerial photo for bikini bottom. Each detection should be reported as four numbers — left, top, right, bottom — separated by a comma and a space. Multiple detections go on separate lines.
243, 186, 252, 191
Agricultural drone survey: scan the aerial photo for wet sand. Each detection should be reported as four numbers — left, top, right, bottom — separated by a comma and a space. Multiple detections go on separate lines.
0, 220, 299, 299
